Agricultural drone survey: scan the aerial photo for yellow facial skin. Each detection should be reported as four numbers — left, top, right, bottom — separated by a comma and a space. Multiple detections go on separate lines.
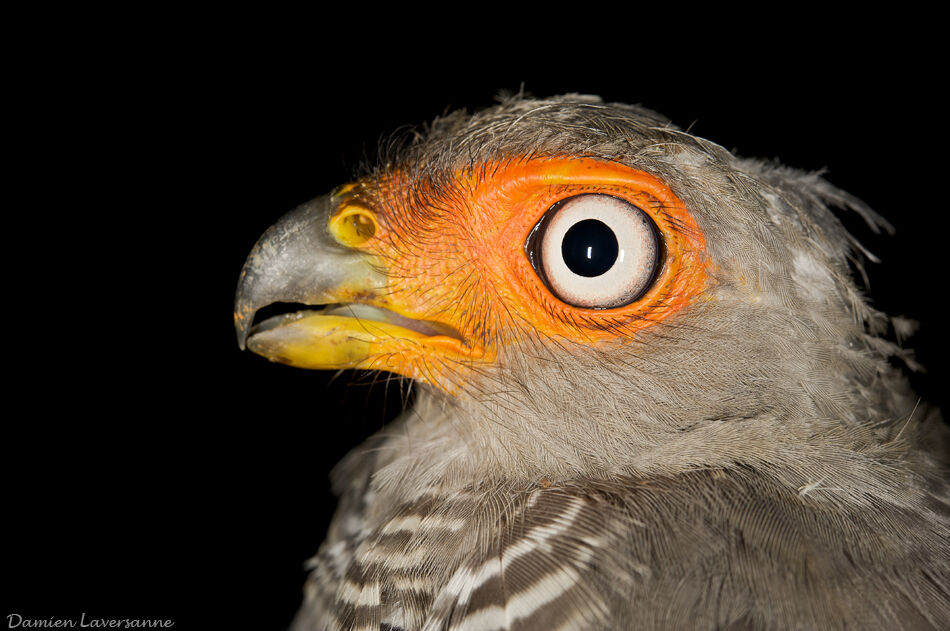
243, 158, 708, 393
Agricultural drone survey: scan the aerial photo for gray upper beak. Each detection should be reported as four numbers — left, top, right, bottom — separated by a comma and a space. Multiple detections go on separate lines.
233, 193, 382, 349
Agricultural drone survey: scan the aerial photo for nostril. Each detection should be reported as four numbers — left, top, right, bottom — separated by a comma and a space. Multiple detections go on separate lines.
330, 205, 377, 247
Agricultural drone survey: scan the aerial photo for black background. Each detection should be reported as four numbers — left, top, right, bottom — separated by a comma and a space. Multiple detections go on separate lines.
5, 15, 947, 630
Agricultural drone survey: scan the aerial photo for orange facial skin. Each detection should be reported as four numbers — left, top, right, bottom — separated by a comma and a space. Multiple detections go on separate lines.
326, 157, 709, 390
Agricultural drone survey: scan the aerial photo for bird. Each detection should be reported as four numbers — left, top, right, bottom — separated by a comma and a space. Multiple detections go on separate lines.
234, 94, 950, 630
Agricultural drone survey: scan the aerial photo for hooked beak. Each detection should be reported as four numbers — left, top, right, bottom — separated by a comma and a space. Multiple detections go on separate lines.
234, 191, 482, 386
234, 193, 385, 351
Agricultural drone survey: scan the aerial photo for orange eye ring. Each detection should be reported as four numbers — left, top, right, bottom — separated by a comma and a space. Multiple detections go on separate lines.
480, 158, 709, 342
341, 157, 709, 363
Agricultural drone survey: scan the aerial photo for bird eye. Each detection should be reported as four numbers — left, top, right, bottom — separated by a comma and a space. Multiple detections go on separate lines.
526, 194, 660, 309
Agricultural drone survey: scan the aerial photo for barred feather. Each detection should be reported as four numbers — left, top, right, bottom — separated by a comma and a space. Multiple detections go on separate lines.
260, 94, 950, 630
294, 459, 950, 630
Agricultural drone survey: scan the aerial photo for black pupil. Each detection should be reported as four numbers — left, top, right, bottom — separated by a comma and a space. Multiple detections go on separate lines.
561, 219, 618, 277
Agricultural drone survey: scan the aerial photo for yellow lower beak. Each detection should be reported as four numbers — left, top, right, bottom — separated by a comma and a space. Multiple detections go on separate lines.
235, 192, 486, 390
246, 309, 483, 385
247, 311, 395, 370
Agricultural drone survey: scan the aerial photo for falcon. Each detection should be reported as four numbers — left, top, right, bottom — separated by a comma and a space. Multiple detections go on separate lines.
234, 94, 950, 630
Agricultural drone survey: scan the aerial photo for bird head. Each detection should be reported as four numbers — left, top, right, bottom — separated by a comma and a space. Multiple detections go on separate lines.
235, 95, 917, 486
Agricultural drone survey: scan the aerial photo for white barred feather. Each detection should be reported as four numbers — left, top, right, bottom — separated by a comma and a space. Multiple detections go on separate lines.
273, 95, 950, 630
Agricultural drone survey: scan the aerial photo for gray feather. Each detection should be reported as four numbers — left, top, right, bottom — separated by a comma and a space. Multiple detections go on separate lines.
284, 94, 949, 630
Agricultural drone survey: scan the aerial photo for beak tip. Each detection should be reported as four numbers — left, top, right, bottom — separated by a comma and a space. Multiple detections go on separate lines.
233, 193, 341, 356
234, 309, 252, 351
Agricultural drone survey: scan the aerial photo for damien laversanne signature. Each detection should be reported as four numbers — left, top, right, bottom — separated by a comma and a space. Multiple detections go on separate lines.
6, 614, 174, 629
